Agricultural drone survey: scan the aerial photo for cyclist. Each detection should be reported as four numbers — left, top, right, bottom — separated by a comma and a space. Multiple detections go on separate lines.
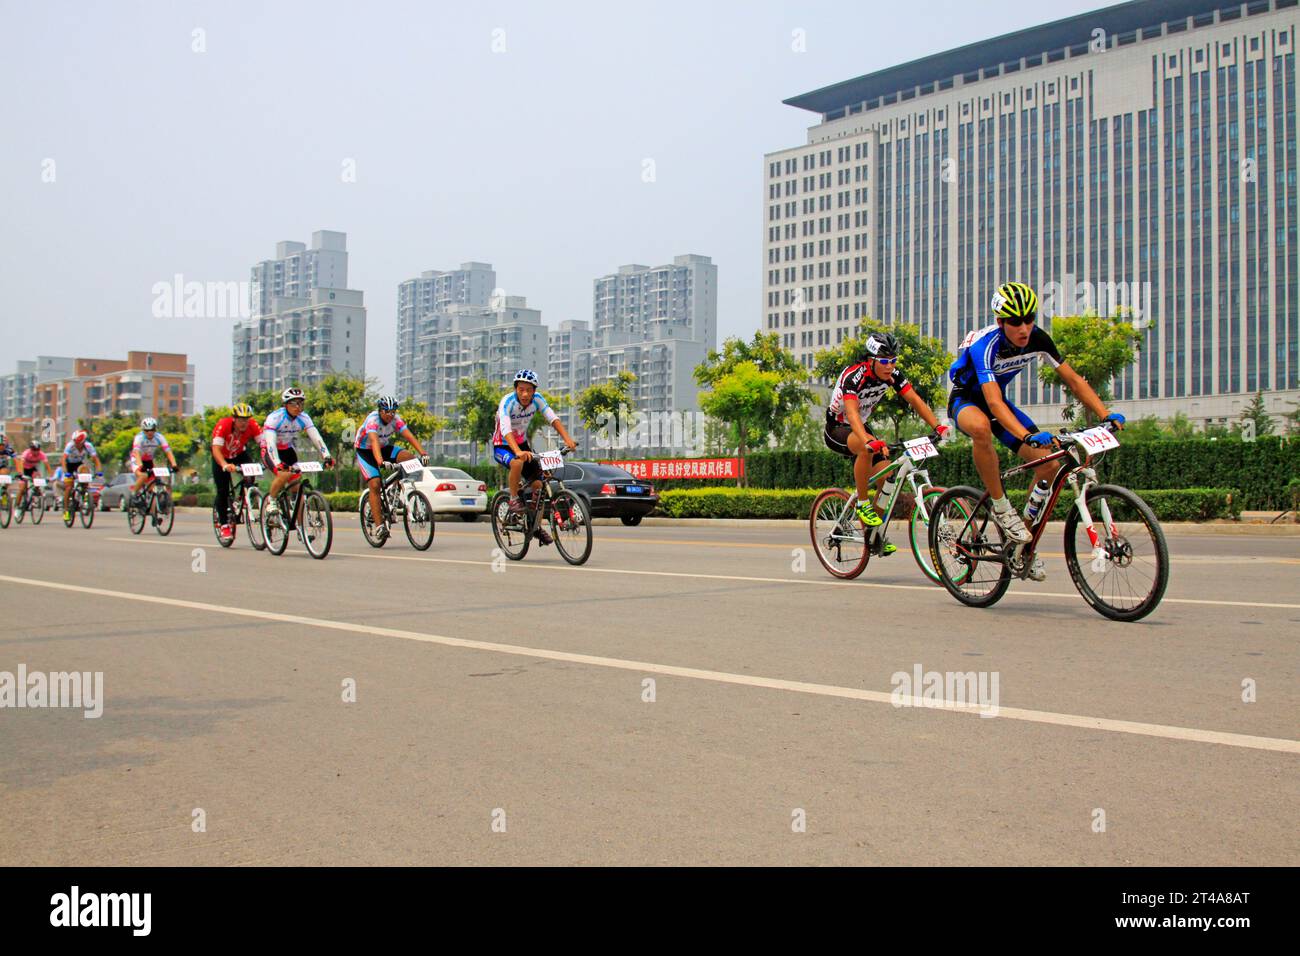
491, 369, 577, 546
824, 331, 949, 554
261, 387, 334, 518
947, 281, 1124, 581
15, 440, 50, 513
60, 430, 103, 522
0, 433, 14, 481
211, 403, 263, 543
356, 395, 429, 542
129, 418, 179, 509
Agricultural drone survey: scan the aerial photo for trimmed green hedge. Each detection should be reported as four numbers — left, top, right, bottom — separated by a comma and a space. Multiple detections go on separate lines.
325, 492, 361, 511
656, 486, 1243, 522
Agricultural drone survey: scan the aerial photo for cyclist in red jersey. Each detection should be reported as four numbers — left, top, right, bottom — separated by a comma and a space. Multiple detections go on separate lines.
211, 403, 263, 543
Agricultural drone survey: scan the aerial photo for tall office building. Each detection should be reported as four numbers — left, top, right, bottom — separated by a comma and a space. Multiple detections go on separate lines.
396, 262, 496, 400
767, 0, 1299, 427
233, 231, 366, 399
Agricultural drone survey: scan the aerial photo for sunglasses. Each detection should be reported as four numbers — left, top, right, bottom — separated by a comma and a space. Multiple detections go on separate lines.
1002, 314, 1037, 328
874, 356, 898, 365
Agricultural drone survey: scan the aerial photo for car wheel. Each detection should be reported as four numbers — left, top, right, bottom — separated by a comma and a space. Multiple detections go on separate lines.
621, 515, 643, 526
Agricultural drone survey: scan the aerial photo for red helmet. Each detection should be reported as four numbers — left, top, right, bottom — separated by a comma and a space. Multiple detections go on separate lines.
71, 430, 88, 443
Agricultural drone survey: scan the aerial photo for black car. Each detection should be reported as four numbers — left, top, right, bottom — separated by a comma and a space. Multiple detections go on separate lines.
552, 460, 657, 525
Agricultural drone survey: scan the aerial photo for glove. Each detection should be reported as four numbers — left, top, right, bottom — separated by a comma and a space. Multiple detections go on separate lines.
867, 439, 888, 454
934, 424, 951, 442
324, 457, 336, 469
274, 461, 290, 474
1103, 412, 1126, 429
419, 454, 430, 466
1024, 431, 1054, 448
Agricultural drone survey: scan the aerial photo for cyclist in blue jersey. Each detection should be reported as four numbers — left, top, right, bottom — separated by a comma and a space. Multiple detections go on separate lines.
948, 282, 1124, 580
356, 395, 428, 541
492, 369, 576, 544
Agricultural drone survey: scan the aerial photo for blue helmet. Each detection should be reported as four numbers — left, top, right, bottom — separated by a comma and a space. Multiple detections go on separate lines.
377, 395, 399, 412
513, 369, 539, 387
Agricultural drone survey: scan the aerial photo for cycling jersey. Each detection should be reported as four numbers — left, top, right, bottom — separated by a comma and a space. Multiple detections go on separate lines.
63, 440, 98, 464
19, 448, 48, 469
261, 408, 318, 450
132, 431, 172, 460
949, 324, 1063, 393
491, 391, 557, 445
211, 417, 262, 458
353, 410, 407, 450
826, 362, 912, 426
0, 442, 14, 465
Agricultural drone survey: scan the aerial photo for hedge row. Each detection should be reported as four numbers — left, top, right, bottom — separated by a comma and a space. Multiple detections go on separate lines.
655, 486, 1242, 522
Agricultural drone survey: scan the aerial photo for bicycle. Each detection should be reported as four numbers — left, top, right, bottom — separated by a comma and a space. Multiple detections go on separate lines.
927, 420, 1169, 622
260, 460, 333, 559
360, 457, 434, 551
62, 471, 100, 529
212, 462, 267, 550
127, 467, 175, 536
0, 474, 14, 528
12, 475, 48, 525
809, 433, 965, 583
489, 447, 591, 565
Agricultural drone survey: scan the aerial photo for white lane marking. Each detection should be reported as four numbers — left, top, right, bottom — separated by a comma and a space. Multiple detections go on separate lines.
1, 572, 1297, 755
102, 537, 1300, 611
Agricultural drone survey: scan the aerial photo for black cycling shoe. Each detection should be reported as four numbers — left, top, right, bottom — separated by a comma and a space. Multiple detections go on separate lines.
534, 528, 554, 546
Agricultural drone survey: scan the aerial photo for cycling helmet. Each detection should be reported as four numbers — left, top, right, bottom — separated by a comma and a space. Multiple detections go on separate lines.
141, 417, 158, 431
377, 395, 400, 412
231, 403, 254, 418
863, 331, 899, 359
71, 430, 88, 443
29, 440, 41, 450
513, 369, 539, 387
281, 387, 305, 404
991, 282, 1038, 320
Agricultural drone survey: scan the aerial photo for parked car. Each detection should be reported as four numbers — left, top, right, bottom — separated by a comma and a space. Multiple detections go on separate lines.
412, 467, 489, 521
99, 473, 136, 511
552, 460, 657, 525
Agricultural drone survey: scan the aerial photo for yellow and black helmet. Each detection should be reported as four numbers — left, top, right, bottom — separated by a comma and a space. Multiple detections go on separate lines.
991, 282, 1038, 320
231, 403, 254, 418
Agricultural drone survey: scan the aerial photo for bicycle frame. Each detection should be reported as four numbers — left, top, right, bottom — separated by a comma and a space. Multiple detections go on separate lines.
825, 452, 938, 550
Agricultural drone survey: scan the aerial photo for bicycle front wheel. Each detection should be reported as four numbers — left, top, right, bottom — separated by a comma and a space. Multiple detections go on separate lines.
30, 492, 45, 524
927, 486, 1011, 608
301, 490, 333, 559
550, 491, 592, 565
909, 487, 970, 586
261, 494, 289, 555
809, 489, 869, 579
0, 491, 10, 529
245, 488, 266, 550
403, 490, 435, 551
155, 489, 174, 536
80, 492, 95, 528
1064, 484, 1169, 622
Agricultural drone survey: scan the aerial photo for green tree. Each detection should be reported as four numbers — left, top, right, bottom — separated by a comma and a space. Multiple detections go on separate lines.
528, 391, 571, 441
1118, 415, 1165, 442
397, 399, 448, 447
697, 362, 782, 485
696, 333, 810, 446
1164, 411, 1197, 439
577, 372, 637, 455
452, 377, 501, 466
236, 387, 282, 417
812, 319, 952, 441
1238, 391, 1275, 440
776, 401, 824, 452
1038, 311, 1144, 423
1284, 400, 1300, 437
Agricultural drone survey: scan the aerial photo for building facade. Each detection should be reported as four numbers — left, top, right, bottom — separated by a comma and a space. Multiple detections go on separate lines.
767, 0, 1299, 427
396, 262, 496, 401
233, 231, 366, 398
30, 352, 194, 441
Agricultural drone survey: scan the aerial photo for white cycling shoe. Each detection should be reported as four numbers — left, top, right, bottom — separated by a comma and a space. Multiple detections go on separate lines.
991, 505, 1032, 543
1027, 555, 1047, 581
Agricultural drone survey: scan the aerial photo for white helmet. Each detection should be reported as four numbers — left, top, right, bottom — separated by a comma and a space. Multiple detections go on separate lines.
513, 369, 539, 387
282, 387, 305, 403
141, 417, 158, 430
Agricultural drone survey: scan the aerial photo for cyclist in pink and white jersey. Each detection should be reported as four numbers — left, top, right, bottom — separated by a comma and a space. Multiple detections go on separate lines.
491, 370, 576, 531
129, 417, 178, 506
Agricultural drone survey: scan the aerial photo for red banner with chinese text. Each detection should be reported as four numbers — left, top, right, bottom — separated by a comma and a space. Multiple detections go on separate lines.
601, 458, 744, 481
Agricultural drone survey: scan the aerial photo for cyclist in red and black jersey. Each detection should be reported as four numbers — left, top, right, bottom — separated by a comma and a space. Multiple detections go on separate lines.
211, 403, 263, 543
824, 332, 948, 549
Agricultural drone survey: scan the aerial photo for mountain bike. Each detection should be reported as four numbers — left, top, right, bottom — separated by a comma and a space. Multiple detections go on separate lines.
360, 456, 434, 551
489, 447, 591, 565
927, 420, 1169, 622
212, 462, 266, 550
127, 467, 174, 536
261, 460, 332, 559
62, 472, 100, 528
808, 433, 964, 583
13, 476, 48, 525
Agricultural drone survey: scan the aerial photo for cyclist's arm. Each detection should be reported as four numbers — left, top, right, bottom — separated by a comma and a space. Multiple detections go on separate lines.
304, 424, 331, 460
262, 431, 283, 469
91, 455, 102, 472
1055, 362, 1110, 422
550, 418, 576, 450
397, 427, 425, 457
980, 382, 1036, 442
60, 453, 70, 472
211, 440, 231, 471
900, 387, 941, 432
366, 430, 384, 460
843, 396, 876, 448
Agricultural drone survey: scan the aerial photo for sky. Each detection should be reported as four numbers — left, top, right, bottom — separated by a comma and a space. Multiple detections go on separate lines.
0, 0, 1101, 407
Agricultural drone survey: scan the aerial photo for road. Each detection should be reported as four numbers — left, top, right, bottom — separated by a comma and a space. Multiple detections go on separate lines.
1, 510, 1296, 865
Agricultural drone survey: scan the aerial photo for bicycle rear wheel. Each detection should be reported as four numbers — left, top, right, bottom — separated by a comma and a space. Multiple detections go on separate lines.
301, 490, 332, 559
809, 489, 869, 579
403, 490, 435, 551
927, 486, 1012, 608
550, 490, 592, 565
359, 494, 387, 548
245, 488, 266, 550
1064, 484, 1169, 622
490, 491, 530, 560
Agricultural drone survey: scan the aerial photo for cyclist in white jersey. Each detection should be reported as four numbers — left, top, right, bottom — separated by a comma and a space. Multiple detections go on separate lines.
491, 369, 576, 542
129, 418, 178, 506
260, 387, 335, 508
60, 430, 103, 521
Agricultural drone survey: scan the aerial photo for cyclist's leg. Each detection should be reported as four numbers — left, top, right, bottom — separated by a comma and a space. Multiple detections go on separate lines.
1006, 405, 1061, 486
268, 447, 297, 500
212, 458, 233, 525
493, 446, 523, 500
357, 447, 385, 526
951, 391, 1007, 499
63, 474, 74, 510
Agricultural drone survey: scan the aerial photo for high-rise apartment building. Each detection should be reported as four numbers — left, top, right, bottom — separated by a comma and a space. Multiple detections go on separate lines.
30, 352, 194, 440
233, 231, 366, 399
396, 262, 496, 400
767, 0, 1299, 427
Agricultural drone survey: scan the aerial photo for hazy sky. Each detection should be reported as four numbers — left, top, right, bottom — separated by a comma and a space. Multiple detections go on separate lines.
1, 0, 1100, 407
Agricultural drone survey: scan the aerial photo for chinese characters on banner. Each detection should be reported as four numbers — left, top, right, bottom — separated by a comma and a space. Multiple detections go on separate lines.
601, 458, 745, 480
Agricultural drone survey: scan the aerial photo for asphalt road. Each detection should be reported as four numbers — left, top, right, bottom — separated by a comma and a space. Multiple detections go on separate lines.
1, 510, 1296, 866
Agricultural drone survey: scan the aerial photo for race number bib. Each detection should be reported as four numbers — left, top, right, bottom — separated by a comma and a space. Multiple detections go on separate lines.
152, 467, 171, 477
1075, 427, 1120, 452
33, 478, 47, 486
77, 473, 93, 484
538, 450, 565, 471
400, 458, 423, 475
903, 436, 939, 461
296, 461, 323, 474
240, 462, 264, 477
0, 475, 10, 484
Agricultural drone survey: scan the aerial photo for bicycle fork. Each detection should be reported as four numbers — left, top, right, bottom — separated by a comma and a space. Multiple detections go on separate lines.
1067, 468, 1118, 570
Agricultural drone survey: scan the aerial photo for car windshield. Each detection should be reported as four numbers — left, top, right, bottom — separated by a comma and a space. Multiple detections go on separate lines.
430, 469, 471, 480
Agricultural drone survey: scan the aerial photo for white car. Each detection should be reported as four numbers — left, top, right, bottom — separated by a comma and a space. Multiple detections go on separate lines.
413, 466, 489, 521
